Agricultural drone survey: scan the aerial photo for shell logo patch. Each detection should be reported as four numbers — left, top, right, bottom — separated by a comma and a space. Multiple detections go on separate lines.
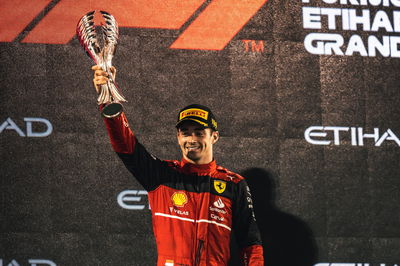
171, 192, 188, 207
214, 180, 226, 194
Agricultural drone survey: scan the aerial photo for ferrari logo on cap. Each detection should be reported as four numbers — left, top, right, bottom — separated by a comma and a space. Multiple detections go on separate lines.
214, 180, 226, 194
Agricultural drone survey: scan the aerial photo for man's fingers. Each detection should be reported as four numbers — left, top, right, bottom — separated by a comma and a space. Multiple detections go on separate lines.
91, 65, 117, 94
92, 65, 109, 81
94, 69, 108, 77
93, 80, 101, 94
91, 65, 116, 80
93, 76, 109, 84
93, 76, 108, 94
110, 66, 116, 80
91, 65, 102, 71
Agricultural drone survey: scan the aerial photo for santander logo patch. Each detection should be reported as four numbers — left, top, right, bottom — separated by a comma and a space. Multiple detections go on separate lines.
214, 198, 225, 209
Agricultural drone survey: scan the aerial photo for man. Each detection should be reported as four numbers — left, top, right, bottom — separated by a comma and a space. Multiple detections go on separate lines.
92, 66, 264, 266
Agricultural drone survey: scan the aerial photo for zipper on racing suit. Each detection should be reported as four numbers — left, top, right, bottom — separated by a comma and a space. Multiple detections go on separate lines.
194, 239, 204, 266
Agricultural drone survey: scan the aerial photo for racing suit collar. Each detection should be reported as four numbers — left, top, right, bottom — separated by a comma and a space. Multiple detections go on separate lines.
180, 158, 217, 175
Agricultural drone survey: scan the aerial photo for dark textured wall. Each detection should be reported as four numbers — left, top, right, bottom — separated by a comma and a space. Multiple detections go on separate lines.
1, 0, 399, 265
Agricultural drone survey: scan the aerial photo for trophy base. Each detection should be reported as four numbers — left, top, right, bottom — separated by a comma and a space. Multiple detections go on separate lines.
102, 102, 123, 118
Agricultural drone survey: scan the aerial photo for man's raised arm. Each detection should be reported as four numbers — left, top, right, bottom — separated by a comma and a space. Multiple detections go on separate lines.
91, 65, 172, 192
92, 65, 137, 154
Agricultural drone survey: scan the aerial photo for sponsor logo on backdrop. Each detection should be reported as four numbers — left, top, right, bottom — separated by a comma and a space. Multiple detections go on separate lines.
0, 117, 53, 137
0, 259, 56, 266
242, 40, 265, 53
305, 126, 400, 147
314, 263, 398, 266
117, 190, 150, 210
1, 0, 268, 50
301, 0, 400, 57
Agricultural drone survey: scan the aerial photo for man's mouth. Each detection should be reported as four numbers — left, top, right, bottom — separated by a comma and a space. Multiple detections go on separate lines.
186, 145, 201, 151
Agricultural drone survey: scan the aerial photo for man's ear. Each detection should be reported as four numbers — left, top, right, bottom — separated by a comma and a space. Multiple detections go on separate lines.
211, 131, 219, 144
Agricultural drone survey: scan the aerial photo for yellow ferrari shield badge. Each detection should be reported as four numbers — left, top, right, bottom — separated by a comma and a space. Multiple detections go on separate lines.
214, 180, 226, 194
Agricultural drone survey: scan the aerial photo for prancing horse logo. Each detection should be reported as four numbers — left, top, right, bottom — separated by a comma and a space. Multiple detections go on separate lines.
214, 180, 226, 194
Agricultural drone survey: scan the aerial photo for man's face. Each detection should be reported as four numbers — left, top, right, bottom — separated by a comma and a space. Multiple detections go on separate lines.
177, 121, 219, 165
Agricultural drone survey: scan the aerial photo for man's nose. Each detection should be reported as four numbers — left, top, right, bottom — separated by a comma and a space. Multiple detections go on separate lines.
187, 134, 198, 142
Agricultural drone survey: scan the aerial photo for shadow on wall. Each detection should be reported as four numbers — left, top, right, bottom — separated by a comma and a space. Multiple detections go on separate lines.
229, 168, 318, 266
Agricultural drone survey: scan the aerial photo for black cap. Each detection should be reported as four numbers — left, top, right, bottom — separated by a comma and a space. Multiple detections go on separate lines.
176, 104, 218, 131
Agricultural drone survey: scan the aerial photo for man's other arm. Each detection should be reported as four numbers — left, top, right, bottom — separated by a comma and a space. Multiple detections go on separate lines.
233, 180, 264, 266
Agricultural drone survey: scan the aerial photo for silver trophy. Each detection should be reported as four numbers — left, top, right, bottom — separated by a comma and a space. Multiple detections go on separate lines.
76, 10, 126, 118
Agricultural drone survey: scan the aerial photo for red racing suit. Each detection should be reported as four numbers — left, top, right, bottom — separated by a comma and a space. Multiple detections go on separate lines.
103, 112, 264, 266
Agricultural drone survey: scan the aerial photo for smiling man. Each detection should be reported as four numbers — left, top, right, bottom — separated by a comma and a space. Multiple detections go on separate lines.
93, 66, 264, 266
176, 106, 219, 165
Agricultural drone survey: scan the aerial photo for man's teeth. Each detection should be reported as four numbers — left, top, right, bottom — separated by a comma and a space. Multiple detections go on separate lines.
187, 146, 200, 150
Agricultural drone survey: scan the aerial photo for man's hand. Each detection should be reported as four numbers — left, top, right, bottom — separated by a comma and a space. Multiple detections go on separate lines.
91, 65, 116, 94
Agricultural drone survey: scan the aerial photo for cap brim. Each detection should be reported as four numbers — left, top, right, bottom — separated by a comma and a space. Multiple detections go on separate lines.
176, 118, 208, 129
